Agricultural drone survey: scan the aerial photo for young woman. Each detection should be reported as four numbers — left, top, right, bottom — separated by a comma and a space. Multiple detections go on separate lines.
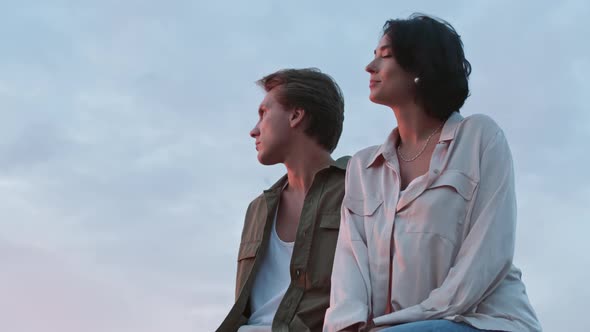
323, 14, 542, 332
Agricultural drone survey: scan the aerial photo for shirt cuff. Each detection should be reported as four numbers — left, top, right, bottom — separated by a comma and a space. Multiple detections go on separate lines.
323, 302, 368, 332
372, 304, 425, 326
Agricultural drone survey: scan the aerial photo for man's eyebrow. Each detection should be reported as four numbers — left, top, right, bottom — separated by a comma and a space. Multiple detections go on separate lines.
373, 44, 392, 55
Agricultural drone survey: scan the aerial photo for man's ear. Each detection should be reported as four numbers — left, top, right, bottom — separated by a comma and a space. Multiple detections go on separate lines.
289, 108, 306, 128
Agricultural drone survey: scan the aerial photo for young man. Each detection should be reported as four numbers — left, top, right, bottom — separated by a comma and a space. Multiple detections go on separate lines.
217, 68, 349, 332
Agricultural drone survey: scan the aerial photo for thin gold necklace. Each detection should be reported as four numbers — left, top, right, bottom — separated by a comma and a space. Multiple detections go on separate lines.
397, 122, 444, 162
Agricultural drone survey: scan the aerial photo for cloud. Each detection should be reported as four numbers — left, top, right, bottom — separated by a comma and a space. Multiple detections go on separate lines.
0, 1, 587, 331
0, 239, 195, 332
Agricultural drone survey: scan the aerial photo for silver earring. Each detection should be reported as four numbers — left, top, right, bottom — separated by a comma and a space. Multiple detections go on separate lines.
414, 77, 420, 84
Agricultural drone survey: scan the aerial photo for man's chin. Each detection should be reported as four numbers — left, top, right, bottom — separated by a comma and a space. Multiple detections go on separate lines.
257, 154, 281, 166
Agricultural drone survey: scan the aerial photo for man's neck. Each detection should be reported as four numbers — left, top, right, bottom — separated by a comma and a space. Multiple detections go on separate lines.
283, 148, 333, 195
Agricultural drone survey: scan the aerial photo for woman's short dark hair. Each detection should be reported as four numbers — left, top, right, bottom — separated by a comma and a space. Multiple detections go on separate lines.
383, 13, 471, 120
257, 68, 344, 153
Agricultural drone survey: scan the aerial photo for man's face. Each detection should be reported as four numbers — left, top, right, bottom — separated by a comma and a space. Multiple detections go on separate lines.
249, 89, 293, 165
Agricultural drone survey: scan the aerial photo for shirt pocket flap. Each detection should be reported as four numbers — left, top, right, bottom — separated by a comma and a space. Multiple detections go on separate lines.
430, 170, 478, 200
319, 213, 341, 230
237, 241, 259, 261
343, 196, 383, 216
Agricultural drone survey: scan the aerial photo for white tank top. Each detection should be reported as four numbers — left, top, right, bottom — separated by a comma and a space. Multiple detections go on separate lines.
239, 200, 294, 331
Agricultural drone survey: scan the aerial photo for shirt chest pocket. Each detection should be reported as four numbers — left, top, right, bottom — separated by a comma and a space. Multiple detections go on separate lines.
343, 196, 384, 242
400, 170, 478, 246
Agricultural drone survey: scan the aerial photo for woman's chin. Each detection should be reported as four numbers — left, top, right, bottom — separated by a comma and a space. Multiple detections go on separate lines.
369, 93, 388, 106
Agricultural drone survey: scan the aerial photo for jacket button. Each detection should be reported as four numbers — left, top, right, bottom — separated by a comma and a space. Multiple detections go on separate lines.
295, 269, 300, 277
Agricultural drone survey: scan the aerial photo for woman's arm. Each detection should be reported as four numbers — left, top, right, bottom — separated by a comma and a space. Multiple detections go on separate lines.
323, 163, 373, 332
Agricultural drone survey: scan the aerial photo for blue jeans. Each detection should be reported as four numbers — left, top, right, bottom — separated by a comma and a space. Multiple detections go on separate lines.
379, 320, 494, 332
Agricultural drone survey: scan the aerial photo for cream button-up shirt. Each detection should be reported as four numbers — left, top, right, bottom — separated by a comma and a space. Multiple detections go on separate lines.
324, 112, 541, 332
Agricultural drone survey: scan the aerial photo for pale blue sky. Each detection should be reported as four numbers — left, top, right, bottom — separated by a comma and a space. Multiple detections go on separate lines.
0, 1, 588, 331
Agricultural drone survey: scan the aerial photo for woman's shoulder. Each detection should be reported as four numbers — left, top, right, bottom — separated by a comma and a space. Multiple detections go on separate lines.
463, 113, 500, 130
461, 113, 502, 131
349, 145, 382, 167
457, 113, 504, 144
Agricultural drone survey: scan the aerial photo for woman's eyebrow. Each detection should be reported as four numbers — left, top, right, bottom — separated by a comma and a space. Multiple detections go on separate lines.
373, 45, 392, 55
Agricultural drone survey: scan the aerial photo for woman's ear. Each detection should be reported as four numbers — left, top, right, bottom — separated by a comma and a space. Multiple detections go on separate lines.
289, 108, 306, 128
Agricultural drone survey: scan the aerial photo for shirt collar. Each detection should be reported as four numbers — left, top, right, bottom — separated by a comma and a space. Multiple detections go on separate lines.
365, 111, 464, 168
440, 111, 463, 142
265, 156, 349, 192
266, 175, 288, 194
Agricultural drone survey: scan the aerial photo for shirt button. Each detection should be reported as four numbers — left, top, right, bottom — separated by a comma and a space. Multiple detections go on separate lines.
433, 169, 440, 174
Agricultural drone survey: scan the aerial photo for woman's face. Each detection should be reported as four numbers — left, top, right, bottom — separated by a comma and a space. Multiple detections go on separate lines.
365, 35, 415, 108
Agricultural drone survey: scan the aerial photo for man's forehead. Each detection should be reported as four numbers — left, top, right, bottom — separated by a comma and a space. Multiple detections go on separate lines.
259, 98, 270, 109
260, 90, 278, 107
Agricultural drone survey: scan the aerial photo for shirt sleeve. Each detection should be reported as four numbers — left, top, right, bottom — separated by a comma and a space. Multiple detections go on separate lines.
323, 160, 373, 332
373, 129, 517, 326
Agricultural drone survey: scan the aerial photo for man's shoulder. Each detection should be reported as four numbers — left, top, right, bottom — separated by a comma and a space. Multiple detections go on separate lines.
244, 192, 266, 217
332, 155, 351, 170
248, 192, 266, 206
242, 175, 284, 222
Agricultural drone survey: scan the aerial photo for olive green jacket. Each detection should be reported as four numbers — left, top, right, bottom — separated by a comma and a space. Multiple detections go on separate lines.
217, 156, 349, 332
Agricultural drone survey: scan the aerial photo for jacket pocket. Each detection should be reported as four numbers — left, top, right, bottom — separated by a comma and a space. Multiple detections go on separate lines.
310, 213, 341, 288
235, 241, 260, 299
319, 213, 341, 230
237, 241, 259, 261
